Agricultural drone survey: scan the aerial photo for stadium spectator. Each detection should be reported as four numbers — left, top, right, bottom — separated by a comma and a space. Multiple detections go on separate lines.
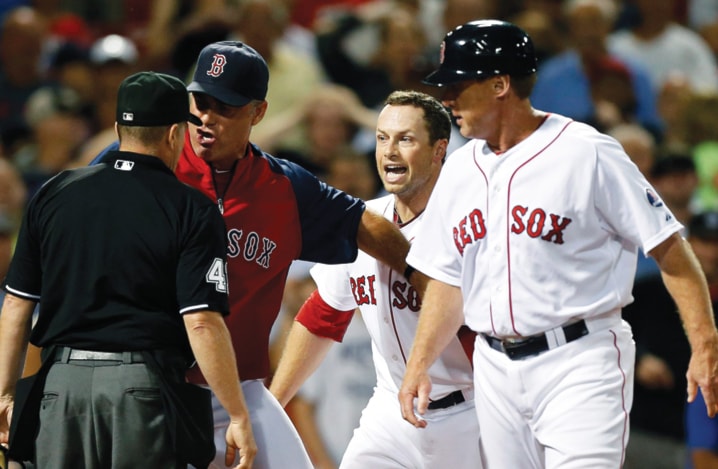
531, 0, 663, 138
609, 0, 718, 93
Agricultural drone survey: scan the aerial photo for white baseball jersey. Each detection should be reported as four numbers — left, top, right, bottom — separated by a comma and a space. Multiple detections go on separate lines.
310, 195, 474, 399
406, 114, 683, 338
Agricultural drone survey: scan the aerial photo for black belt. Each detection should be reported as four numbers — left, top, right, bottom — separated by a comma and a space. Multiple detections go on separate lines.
52, 347, 146, 364
427, 390, 465, 410
482, 320, 589, 360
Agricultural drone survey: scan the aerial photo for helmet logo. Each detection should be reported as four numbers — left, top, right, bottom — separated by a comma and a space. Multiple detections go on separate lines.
439, 41, 446, 64
207, 53, 227, 77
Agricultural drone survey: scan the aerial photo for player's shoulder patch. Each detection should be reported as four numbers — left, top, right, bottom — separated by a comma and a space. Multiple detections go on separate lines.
645, 187, 664, 208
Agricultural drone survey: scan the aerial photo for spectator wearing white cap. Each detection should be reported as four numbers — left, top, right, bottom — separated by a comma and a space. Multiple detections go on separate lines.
75, 34, 140, 166
88, 34, 139, 130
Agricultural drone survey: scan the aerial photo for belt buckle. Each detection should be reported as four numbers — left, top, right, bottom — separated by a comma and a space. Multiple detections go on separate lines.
502, 336, 531, 351
70, 350, 119, 361
502, 333, 546, 360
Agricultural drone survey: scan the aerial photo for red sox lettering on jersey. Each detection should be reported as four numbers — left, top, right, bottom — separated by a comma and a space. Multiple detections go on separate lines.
297, 197, 478, 469
307, 195, 473, 399
453, 206, 573, 255
176, 134, 365, 382
227, 228, 277, 269
350, 274, 421, 313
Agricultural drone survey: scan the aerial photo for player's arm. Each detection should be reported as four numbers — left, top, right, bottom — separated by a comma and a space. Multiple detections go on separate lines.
270, 323, 334, 408
288, 161, 411, 282
22, 343, 42, 377
270, 290, 354, 407
650, 232, 718, 416
399, 277, 464, 428
356, 208, 411, 281
183, 311, 257, 469
0, 294, 36, 444
403, 267, 429, 299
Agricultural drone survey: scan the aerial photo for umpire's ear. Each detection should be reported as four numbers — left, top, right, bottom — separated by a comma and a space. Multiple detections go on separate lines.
251, 100, 268, 126
168, 122, 184, 149
163, 122, 186, 171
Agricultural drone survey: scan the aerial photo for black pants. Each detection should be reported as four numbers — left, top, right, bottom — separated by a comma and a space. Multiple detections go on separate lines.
36, 358, 182, 469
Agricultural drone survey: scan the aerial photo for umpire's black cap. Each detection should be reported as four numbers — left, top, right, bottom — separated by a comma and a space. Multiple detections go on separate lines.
423, 19, 537, 86
188, 41, 269, 107
117, 71, 201, 126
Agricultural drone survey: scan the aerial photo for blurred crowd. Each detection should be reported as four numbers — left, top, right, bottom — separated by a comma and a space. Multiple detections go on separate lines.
1, 0, 718, 468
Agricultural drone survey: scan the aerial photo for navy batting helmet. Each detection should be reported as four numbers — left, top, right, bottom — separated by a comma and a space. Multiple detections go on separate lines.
423, 20, 537, 86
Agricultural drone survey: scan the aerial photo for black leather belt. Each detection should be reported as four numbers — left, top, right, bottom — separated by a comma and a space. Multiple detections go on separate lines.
483, 319, 589, 360
427, 390, 465, 410
53, 347, 146, 363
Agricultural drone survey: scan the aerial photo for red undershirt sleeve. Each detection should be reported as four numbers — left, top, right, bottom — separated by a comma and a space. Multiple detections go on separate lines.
295, 290, 354, 342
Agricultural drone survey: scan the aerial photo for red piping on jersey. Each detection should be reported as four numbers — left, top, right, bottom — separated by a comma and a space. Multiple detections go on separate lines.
470, 142, 494, 335
388, 201, 426, 364
390, 197, 475, 365
393, 207, 425, 228
504, 117, 573, 336
387, 256, 409, 364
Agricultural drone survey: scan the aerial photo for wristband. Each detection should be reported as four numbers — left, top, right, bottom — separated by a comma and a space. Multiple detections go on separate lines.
404, 264, 416, 281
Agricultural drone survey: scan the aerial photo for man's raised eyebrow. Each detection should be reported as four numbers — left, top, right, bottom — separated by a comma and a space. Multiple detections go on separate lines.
376, 128, 415, 136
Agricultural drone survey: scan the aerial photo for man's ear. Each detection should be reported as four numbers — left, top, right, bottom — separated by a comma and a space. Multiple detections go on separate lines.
493, 76, 510, 95
252, 100, 268, 126
167, 123, 184, 150
434, 139, 448, 163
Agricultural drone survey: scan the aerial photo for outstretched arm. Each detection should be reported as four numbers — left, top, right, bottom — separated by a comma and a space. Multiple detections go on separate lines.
271, 286, 354, 469
0, 294, 35, 445
270, 290, 353, 407
399, 278, 464, 427
270, 322, 335, 407
650, 232, 718, 417
184, 311, 257, 469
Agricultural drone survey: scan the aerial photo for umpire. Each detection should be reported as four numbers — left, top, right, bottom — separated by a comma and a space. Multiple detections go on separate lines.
0, 72, 256, 468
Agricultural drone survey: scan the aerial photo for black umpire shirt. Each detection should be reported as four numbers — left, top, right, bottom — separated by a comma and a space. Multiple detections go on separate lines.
3, 151, 230, 360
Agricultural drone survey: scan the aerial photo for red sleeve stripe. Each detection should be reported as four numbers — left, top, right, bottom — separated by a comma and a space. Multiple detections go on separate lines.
295, 290, 355, 342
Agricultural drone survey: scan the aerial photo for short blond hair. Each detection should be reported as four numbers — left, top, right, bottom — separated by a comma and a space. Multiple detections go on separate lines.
563, 0, 618, 24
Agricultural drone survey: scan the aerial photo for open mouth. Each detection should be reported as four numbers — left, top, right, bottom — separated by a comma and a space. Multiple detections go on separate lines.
384, 164, 407, 183
196, 128, 215, 146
